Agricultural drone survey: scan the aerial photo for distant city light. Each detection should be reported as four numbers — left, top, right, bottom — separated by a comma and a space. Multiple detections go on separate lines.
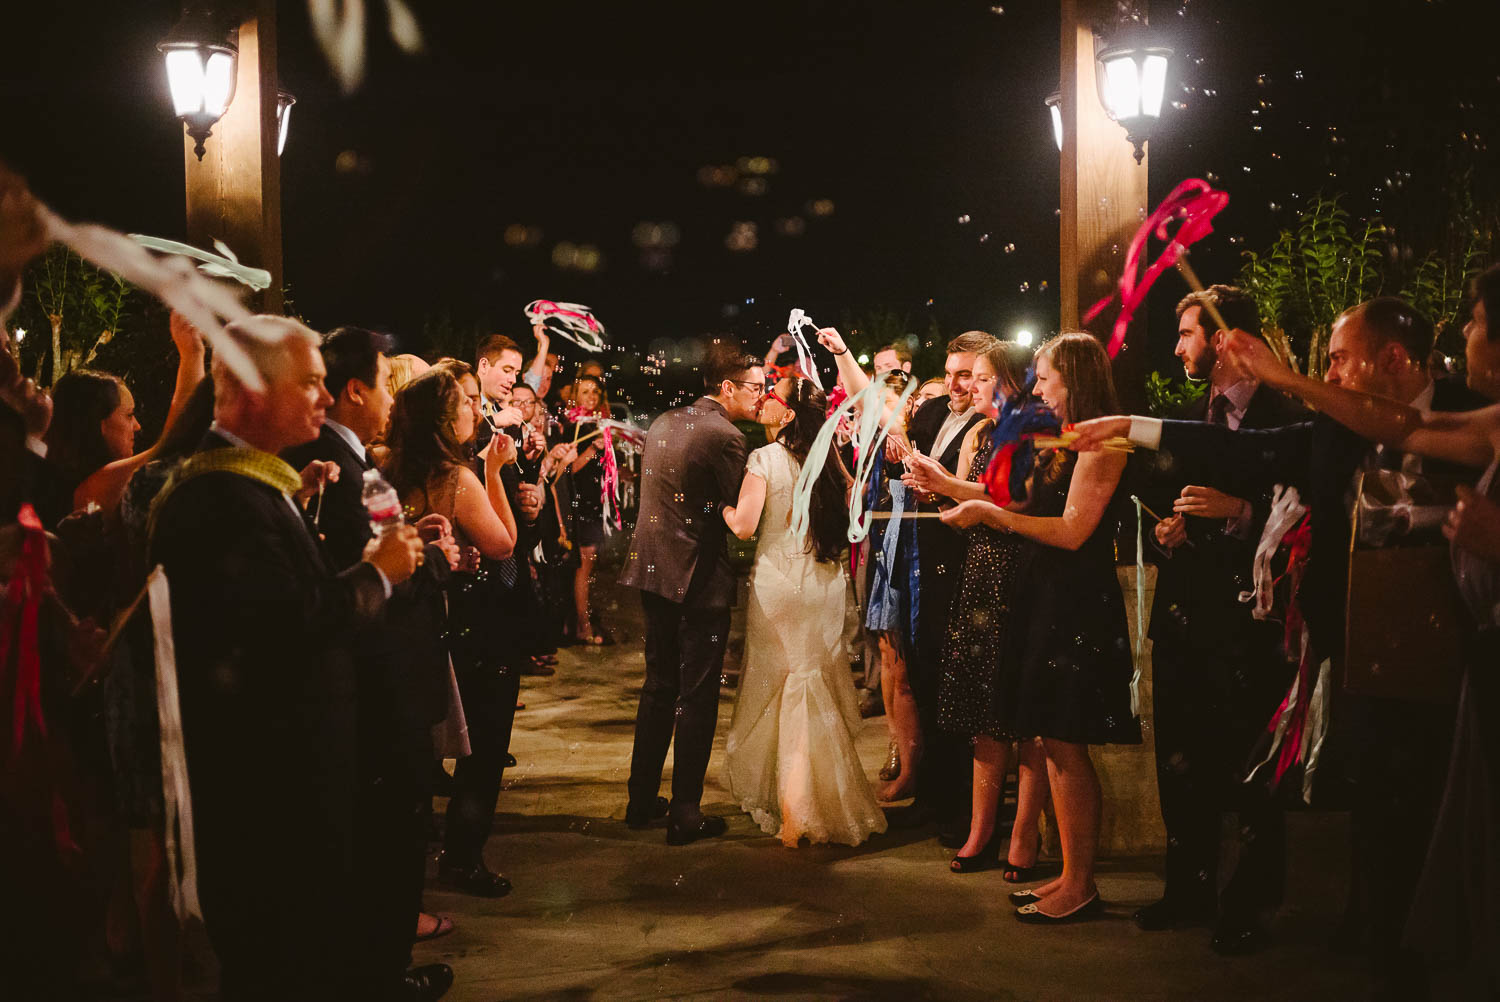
12, 327, 25, 343
857, 353, 871, 365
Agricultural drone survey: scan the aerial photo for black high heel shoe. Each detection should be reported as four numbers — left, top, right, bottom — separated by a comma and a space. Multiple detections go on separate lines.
949, 834, 1002, 874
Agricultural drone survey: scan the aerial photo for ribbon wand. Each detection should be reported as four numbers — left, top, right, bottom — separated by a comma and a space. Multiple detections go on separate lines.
1172, 252, 1233, 334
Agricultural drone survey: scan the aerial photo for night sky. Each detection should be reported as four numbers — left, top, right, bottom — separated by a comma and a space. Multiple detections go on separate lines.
3, 0, 1495, 398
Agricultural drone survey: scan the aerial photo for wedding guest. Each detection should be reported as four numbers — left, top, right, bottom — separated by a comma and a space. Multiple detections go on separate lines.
863, 369, 922, 800
557, 358, 604, 410
520, 321, 555, 398
941, 332, 1141, 922
563, 373, 615, 645
915, 377, 945, 409
904, 341, 1046, 877
1209, 268, 1499, 993
1132, 286, 1307, 951
43, 311, 205, 521
874, 341, 913, 375
385, 368, 520, 899
282, 326, 459, 995
1072, 298, 1486, 975
148, 316, 426, 1000
891, 330, 996, 844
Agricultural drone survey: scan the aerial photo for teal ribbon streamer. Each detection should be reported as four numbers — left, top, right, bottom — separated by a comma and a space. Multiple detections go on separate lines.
791, 378, 917, 545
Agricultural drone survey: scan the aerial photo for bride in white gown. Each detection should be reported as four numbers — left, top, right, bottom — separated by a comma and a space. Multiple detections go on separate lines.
721, 373, 888, 847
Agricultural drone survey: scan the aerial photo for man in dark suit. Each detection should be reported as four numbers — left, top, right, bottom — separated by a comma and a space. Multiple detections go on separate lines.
282, 326, 457, 1000
893, 330, 996, 842
1133, 286, 1308, 951
149, 317, 425, 1001
1076, 297, 1487, 987
621, 344, 758, 844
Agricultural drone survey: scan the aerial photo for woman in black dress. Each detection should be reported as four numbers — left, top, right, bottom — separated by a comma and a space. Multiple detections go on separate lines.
942, 332, 1140, 922
563, 374, 614, 645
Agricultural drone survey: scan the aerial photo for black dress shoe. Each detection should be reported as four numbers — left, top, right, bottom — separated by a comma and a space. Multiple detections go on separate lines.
666, 814, 727, 846
436, 856, 512, 898
1211, 915, 1270, 955
399, 963, 454, 1001
1133, 897, 1215, 931
625, 795, 670, 829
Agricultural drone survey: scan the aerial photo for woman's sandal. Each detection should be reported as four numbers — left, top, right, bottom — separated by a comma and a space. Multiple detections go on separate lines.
414, 914, 454, 942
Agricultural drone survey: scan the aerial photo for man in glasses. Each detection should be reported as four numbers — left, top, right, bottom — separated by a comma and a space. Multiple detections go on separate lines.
621, 342, 761, 844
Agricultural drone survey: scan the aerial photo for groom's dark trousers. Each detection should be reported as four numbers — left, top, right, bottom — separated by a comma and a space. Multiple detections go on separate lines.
629, 590, 731, 819
621, 395, 748, 823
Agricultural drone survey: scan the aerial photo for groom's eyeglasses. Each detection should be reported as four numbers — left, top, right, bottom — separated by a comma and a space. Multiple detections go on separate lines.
731, 380, 767, 396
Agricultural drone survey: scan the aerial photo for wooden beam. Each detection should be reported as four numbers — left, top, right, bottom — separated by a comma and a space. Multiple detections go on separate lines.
183, 0, 282, 313
1059, 0, 1148, 410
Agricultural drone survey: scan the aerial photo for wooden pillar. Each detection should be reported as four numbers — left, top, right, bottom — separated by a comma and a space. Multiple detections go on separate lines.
183, 0, 282, 313
1059, 0, 1148, 411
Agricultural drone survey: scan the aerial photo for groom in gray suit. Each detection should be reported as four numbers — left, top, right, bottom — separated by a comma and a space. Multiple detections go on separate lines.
622, 344, 763, 844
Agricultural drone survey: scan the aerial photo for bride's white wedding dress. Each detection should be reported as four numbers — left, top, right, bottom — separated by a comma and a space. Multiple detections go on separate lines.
723, 444, 888, 847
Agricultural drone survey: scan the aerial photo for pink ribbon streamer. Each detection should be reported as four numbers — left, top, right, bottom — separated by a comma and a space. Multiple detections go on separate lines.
1082, 178, 1230, 358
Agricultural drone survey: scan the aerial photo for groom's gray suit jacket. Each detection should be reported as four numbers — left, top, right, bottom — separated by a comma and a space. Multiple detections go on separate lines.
619, 396, 748, 609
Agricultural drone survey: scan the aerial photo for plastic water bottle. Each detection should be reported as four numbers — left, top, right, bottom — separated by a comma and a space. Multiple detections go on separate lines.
361, 468, 404, 536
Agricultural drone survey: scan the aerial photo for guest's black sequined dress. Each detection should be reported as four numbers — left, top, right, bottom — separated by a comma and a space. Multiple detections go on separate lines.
999, 455, 1142, 745
938, 429, 1027, 740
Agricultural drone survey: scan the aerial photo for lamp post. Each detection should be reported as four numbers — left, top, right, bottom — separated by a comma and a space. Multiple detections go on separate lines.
163, 0, 283, 312
1094, 23, 1172, 164
158, 5, 240, 160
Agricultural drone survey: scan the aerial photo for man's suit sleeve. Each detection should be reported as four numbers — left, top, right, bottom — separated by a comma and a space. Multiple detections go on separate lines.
154, 479, 388, 644
1157, 419, 1315, 499
712, 426, 749, 509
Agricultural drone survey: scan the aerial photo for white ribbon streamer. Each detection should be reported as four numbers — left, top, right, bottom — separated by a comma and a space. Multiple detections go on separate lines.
129, 235, 272, 291
784, 308, 825, 389
524, 300, 607, 352
40, 206, 266, 392
792, 377, 915, 545
1239, 484, 1306, 619
148, 566, 202, 922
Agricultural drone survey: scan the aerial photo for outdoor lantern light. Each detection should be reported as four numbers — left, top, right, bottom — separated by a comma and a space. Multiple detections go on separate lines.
275, 89, 296, 155
158, 4, 239, 160
1015, 329, 1035, 347
1045, 91, 1063, 151
1094, 24, 1172, 164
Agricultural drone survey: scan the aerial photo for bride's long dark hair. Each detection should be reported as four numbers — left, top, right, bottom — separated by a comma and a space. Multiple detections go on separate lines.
776, 376, 846, 564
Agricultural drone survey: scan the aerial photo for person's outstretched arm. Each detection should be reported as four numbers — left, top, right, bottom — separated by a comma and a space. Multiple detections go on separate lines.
1220, 329, 1498, 470
940, 451, 1126, 551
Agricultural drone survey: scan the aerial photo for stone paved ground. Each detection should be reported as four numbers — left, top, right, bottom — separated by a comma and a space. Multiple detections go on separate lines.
414, 576, 1371, 1002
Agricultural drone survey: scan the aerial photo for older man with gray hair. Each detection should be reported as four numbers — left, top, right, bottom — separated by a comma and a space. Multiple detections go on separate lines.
149, 316, 430, 1000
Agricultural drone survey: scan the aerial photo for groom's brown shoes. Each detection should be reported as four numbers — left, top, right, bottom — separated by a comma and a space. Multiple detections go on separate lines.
666, 814, 727, 846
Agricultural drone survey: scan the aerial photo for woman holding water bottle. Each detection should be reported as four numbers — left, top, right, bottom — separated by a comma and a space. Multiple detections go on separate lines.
384, 368, 522, 897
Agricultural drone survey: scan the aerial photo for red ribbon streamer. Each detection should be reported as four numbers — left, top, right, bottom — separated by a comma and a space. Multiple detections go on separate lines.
3, 504, 49, 756
1082, 178, 1231, 358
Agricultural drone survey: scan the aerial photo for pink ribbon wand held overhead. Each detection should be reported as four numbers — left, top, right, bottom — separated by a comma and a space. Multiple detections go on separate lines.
1082, 178, 1230, 358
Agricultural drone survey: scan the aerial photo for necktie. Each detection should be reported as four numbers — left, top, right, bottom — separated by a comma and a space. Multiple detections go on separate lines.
1209, 393, 1232, 427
